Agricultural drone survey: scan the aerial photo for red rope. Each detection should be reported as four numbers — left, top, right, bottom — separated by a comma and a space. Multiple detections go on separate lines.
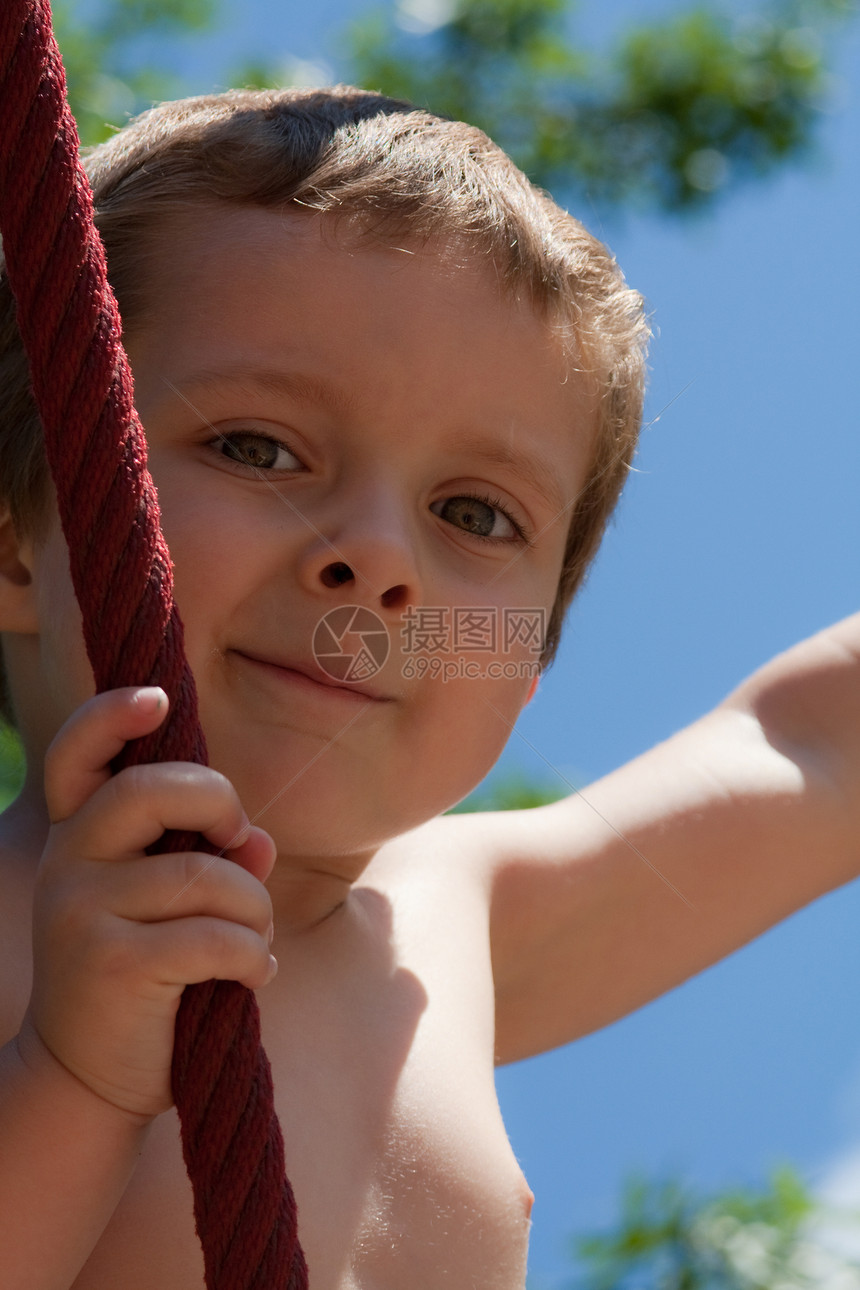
0, 3, 308, 1286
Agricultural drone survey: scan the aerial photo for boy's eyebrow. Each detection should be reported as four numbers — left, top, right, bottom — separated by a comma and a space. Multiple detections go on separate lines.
167, 364, 358, 417
453, 434, 567, 516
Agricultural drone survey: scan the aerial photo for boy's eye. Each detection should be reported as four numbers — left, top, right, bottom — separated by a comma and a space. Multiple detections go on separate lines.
431, 495, 521, 541
216, 431, 302, 472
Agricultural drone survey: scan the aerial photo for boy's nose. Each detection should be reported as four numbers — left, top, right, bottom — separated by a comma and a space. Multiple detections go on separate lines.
294, 485, 422, 614
318, 558, 410, 612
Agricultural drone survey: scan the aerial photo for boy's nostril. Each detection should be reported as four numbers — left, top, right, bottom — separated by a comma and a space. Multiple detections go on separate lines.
321, 561, 354, 588
380, 584, 409, 611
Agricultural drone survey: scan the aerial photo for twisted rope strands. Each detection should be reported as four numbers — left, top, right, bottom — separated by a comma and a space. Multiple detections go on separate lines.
0, 3, 308, 1285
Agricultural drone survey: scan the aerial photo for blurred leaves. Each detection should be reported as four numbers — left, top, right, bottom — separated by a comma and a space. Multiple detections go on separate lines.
449, 771, 567, 812
54, 0, 857, 211
0, 724, 24, 810
52, 0, 219, 145
573, 1169, 860, 1289
345, 0, 858, 212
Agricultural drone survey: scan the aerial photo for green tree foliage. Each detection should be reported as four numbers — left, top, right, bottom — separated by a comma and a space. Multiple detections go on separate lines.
449, 771, 567, 811
52, 0, 857, 208
0, 724, 24, 811
345, 0, 857, 211
52, 0, 218, 146
574, 1170, 860, 1289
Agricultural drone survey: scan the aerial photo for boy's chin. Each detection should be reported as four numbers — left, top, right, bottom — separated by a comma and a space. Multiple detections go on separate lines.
258, 794, 446, 862
244, 769, 488, 869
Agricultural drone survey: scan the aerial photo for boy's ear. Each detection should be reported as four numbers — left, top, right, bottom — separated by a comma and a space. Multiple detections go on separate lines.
524, 675, 539, 705
0, 505, 38, 633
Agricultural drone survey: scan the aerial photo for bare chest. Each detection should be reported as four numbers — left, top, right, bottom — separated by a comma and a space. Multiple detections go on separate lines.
70, 872, 533, 1290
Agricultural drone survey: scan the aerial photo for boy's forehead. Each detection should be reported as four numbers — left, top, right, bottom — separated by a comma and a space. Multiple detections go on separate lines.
156, 205, 438, 297
129, 202, 599, 465
144, 202, 565, 339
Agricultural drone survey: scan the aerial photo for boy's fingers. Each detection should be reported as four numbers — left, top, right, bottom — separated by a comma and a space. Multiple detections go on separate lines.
225, 823, 278, 885
41, 687, 278, 884
47, 849, 274, 937
44, 687, 169, 822
48, 761, 258, 862
133, 918, 278, 992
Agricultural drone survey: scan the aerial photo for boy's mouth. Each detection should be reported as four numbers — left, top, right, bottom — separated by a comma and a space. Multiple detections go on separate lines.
231, 649, 390, 703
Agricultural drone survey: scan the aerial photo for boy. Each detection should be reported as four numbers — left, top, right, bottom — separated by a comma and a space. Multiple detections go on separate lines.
0, 86, 857, 1289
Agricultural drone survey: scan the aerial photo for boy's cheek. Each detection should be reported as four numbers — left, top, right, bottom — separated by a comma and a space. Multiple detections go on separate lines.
29, 535, 96, 724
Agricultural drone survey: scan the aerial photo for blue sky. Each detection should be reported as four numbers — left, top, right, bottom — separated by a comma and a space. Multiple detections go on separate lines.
133, 2, 860, 1283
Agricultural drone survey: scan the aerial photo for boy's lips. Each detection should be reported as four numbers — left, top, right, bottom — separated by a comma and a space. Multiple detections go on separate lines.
231, 649, 390, 702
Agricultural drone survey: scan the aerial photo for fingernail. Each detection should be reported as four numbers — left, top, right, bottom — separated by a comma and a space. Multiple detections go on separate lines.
266, 955, 278, 982
133, 687, 167, 713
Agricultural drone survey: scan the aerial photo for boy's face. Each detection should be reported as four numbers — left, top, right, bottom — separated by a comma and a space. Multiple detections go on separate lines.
29, 206, 596, 866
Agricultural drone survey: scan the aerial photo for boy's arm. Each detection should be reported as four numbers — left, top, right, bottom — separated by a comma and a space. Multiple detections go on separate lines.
0, 1021, 151, 1288
488, 612, 860, 1064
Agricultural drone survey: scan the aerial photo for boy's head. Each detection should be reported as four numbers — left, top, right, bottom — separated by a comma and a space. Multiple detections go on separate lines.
0, 85, 648, 727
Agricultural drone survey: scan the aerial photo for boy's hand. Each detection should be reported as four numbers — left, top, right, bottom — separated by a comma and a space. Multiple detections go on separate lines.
26, 687, 277, 1120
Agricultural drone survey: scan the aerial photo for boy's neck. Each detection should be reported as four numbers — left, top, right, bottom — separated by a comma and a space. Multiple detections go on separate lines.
264, 852, 374, 932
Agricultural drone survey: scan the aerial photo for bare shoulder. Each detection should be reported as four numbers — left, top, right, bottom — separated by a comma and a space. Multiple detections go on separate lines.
358, 810, 532, 995
361, 810, 509, 912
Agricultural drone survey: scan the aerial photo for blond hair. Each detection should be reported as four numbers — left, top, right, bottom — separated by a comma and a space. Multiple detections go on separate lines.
0, 85, 648, 692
